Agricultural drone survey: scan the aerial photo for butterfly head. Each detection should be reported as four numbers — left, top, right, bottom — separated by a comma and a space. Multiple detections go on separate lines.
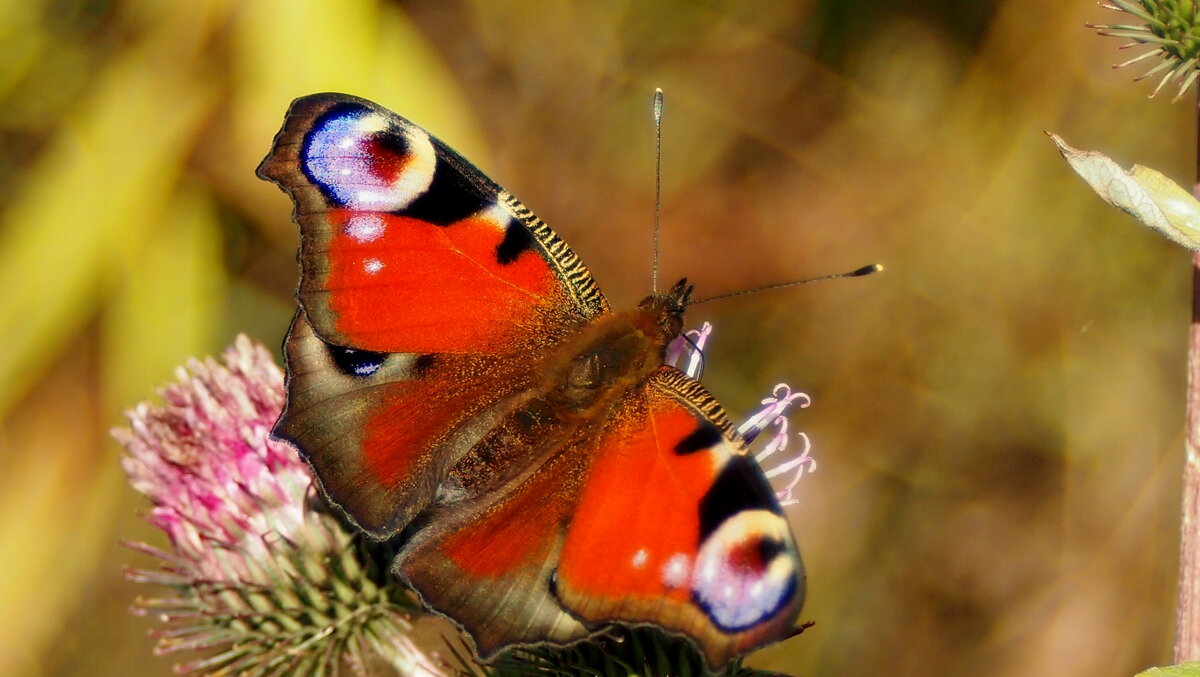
637, 278, 694, 344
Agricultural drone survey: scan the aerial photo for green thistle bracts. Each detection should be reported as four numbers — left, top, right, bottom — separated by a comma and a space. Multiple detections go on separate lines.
1092, 0, 1200, 98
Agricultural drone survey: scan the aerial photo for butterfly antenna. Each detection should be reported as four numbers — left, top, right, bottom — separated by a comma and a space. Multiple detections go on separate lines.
691, 263, 883, 305
652, 88, 664, 295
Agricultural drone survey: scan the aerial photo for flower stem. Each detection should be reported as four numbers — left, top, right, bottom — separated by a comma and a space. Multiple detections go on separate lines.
1176, 87, 1200, 662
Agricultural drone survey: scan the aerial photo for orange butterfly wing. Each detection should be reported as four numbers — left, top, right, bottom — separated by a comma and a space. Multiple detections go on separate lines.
257, 93, 607, 354
397, 367, 804, 668
258, 93, 608, 535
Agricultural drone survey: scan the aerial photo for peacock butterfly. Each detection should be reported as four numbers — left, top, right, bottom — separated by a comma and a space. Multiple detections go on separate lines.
257, 93, 805, 668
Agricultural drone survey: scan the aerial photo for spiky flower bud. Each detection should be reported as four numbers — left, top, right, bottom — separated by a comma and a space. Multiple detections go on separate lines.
1091, 0, 1200, 99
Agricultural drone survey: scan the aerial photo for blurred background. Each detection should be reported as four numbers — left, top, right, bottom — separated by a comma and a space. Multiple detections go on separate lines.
0, 0, 1190, 675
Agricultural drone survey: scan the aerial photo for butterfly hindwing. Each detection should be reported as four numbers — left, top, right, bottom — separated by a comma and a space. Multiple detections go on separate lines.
394, 366, 803, 667
257, 93, 608, 355
395, 392, 598, 655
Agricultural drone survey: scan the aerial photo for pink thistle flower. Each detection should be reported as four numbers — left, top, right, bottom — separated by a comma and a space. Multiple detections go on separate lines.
116, 336, 447, 676
666, 324, 817, 506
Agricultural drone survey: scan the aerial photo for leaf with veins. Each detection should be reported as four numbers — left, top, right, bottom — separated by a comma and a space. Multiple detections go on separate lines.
1048, 132, 1200, 250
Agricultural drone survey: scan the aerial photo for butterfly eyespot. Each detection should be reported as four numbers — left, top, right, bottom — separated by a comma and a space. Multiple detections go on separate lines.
691, 511, 799, 632
325, 343, 387, 378
302, 103, 436, 211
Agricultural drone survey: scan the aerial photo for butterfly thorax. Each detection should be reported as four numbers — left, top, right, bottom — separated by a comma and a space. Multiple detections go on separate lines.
544, 278, 693, 421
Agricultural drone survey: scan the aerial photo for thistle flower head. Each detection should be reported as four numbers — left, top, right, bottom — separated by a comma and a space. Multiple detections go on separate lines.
1091, 0, 1200, 100
116, 336, 445, 676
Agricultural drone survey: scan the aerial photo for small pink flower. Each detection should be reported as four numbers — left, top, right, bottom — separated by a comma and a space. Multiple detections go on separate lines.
665, 322, 714, 378
740, 384, 815, 507
667, 325, 817, 506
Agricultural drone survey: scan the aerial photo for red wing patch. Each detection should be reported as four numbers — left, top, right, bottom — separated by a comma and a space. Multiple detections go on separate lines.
560, 401, 711, 600
554, 367, 805, 668
257, 93, 608, 355
433, 456, 566, 580
311, 207, 561, 353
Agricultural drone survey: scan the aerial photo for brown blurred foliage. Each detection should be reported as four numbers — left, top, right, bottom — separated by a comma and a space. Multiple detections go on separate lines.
0, 0, 1191, 675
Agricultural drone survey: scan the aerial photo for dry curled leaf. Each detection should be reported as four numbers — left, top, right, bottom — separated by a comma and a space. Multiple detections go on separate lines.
1048, 132, 1200, 250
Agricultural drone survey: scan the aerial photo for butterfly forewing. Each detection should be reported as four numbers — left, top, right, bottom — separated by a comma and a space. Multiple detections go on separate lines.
259, 93, 610, 537
273, 311, 539, 536
257, 93, 608, 355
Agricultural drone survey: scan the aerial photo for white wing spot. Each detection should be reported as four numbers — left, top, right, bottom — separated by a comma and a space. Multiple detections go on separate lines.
478, 202, 513, 230
345, 215, 385, 243
363, 258, 384, 274
631, 548, 649, 569
355, 190, 385, 207
661, 553, 691, 588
